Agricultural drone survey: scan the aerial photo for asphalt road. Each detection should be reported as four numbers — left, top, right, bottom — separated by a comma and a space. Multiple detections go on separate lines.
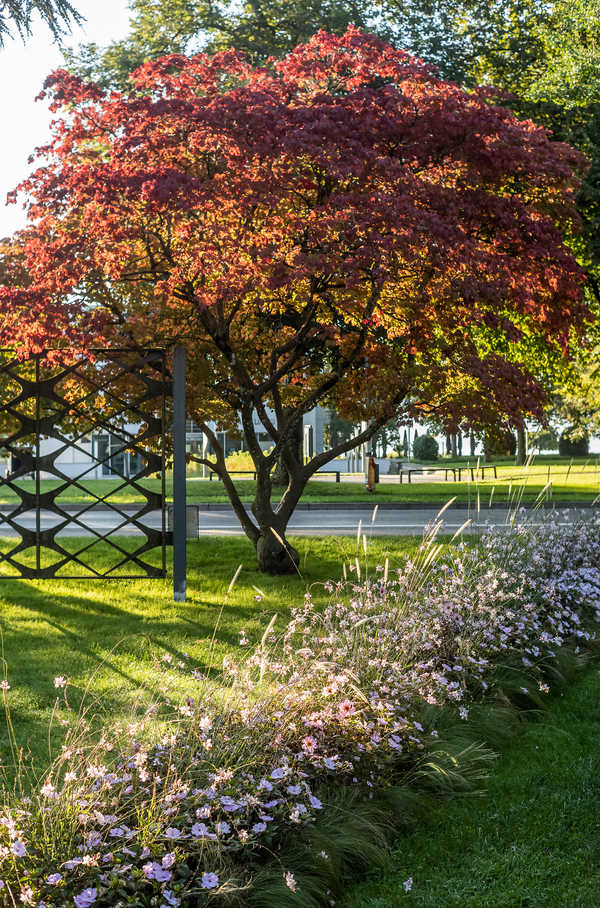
0, 504, 593, 537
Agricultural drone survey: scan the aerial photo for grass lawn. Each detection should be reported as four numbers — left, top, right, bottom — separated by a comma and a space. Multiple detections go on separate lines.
2, 530, 599, 906
2, 460, 600, 506
0, 534, 417, 783
342, 667, 600, 907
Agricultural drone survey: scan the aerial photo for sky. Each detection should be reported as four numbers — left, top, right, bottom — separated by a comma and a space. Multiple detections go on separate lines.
0, 0, 132, 237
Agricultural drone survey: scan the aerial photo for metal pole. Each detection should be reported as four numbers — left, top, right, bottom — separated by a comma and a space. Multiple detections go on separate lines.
35, 355, 40, 574
173, 346, 186, 602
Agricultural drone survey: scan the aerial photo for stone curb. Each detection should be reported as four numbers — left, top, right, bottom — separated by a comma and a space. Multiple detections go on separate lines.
2, 500, 594, 513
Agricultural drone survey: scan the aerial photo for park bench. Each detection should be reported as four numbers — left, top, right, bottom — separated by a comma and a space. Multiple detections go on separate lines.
398, 465, 498, 483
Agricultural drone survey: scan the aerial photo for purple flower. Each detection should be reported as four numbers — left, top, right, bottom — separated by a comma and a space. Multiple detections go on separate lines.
143, 862, 172, 883
84, 831, 102, 850
191, 822, 216, 840
73, 888, 97, 908
47, 874, 62, 885
161, 892, 180, 908
201, 872, 219, 890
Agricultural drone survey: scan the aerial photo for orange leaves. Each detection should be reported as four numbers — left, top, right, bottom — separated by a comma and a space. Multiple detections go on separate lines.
0, 28, 590, 426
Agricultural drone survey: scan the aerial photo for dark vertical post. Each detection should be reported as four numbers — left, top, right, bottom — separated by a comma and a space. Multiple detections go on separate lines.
35, 355, 40, 573
173, 346, 186, 602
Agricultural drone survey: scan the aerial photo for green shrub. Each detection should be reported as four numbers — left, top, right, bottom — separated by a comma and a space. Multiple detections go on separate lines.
558, 429, 589, 456
412, 434, 439, 461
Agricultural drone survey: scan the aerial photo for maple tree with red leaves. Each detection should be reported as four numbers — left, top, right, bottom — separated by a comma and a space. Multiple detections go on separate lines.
0, 29, 590, 572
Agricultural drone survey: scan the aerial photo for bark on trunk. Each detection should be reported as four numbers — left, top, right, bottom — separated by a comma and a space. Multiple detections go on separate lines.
256, 529, 299, 574
516, 426, 526, 466
271, 416, 303, 487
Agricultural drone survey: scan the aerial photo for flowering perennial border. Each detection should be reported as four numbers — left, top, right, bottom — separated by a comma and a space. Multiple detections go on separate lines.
1, 517, 600, 906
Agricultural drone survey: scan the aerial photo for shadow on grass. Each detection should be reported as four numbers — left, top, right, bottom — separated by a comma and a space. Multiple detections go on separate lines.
0, 534, 420, 778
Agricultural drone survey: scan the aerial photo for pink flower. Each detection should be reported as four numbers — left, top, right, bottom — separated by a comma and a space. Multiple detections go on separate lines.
40, 781, 58, 799
338, 699, 356, 718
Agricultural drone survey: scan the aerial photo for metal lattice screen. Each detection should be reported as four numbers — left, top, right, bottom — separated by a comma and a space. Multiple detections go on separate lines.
0, 349, 167, 579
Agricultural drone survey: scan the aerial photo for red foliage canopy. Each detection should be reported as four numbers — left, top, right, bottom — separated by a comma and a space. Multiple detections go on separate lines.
0, 28, 590, 434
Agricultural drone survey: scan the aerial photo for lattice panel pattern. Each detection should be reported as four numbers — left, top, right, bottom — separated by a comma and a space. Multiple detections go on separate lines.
0, 349, 167, 579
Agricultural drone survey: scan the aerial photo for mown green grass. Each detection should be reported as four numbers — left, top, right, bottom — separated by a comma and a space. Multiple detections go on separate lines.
2, 459, 600, 506
0, 535, 417, 782
343, 668, 600, 907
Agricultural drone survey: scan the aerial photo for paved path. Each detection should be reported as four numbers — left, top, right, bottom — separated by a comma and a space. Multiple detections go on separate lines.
0, 504, 593, 538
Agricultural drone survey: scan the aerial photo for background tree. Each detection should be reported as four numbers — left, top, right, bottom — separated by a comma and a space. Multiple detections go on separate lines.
0, 31, 588, 572
466, 1, 600, 457
66, 0, 382, 88
65, 0, 550, 90
0, 0, 81, 46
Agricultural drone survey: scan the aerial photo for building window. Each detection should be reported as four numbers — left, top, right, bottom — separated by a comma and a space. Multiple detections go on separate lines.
95, 434, 143, 478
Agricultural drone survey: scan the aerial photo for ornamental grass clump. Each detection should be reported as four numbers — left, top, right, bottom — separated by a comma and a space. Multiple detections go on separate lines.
1, 517, 600, 906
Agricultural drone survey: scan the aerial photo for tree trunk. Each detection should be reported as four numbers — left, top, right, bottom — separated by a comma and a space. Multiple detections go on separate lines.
256, 528, 299, 574
271, 415, 303, 486
516, 426, 526, 466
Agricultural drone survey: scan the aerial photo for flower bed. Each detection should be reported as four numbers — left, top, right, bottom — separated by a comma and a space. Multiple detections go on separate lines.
1, 518, 600, 907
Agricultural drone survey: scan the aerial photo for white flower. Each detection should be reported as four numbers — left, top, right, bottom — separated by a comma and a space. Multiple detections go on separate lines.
403, 876, 413, 893
284, 871, 297, 891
